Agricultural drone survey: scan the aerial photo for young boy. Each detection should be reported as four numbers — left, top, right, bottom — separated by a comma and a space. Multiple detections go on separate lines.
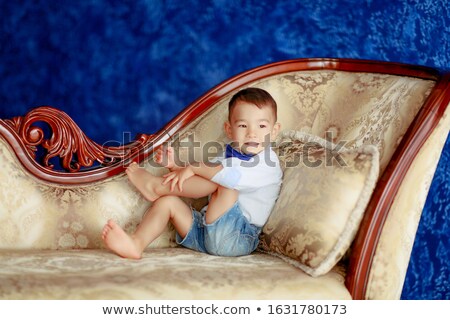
102, 87, 282, 258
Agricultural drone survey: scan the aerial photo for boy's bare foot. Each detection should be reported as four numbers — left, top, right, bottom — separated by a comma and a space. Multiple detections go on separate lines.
154, 146, 177, 170
126, 163, 160, 201
102, 219, 142, 259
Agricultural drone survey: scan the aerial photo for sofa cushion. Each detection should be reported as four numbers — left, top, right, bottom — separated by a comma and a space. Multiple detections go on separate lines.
258, 130, 379, 277
0, 248, 351, 299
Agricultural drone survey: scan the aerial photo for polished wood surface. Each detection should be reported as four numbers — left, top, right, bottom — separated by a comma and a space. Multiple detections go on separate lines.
0, 107, 167, 184
1, 58, 448, 298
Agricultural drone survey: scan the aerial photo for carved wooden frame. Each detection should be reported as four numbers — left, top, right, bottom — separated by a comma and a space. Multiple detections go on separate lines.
1, 58, 449, 299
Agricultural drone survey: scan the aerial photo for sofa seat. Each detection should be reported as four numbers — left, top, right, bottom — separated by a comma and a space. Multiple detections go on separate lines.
0, 247, 350, 299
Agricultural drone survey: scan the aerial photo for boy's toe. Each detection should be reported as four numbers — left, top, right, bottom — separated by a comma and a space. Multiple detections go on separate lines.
107, 219, 119, 229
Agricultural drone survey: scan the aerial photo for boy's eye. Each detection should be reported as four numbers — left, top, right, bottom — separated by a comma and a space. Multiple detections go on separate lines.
260, 125, 267, 128
238, 124, 247, 128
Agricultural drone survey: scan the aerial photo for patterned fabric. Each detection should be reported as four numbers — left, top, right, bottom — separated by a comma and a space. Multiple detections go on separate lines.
0, 248, 350, 299
0, 138, 176, 250
258, 130, 379, 277
172, 71, 433, 176
366, 103, 450, 299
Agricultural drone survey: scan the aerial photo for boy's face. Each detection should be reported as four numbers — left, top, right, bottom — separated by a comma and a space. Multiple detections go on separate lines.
224, 101, 280, 155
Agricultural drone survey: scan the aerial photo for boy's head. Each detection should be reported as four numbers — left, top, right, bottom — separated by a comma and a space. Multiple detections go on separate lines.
225, 88, 281, 155
228, 87, 277, 123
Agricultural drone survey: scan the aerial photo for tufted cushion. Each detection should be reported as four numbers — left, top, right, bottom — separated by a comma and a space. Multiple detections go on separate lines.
258, 130, 379, 277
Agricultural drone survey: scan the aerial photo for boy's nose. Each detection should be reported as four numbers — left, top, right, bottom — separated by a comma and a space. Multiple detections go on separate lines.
246, 129, 256, 137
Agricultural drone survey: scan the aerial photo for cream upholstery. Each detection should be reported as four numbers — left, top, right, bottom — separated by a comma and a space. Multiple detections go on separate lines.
0, 139, 174, 250
177, 71, 433, 174
366, 102, 450, 299
0, 248, 350, 299
0, 65, 447, 300
259, 130, 379, 277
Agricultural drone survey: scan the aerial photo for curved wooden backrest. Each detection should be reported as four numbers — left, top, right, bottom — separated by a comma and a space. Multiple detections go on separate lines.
1, 58, 448, 299
0, 58, 440, 185
346, 70, 450, 299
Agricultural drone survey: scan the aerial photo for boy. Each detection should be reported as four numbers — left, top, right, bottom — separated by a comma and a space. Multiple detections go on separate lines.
102, 87, 282, 258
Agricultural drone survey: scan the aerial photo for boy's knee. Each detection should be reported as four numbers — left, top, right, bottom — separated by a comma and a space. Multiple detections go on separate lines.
153, 195, 179, 207
216, 186, 238, 199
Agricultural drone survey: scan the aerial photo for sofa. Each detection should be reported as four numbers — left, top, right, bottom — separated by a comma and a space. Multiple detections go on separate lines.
0, 58, 449, 300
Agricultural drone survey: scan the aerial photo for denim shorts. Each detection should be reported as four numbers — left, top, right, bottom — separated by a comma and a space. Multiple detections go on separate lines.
176, 201, 261, 257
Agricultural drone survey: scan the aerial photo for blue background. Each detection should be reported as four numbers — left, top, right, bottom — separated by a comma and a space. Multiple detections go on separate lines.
0, 0, 448, 299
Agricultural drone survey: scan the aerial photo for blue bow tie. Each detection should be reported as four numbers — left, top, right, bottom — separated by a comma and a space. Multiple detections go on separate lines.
225, 144, 256, 161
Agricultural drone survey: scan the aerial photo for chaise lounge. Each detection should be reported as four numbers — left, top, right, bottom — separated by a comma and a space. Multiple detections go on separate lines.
0, 58, 449, 299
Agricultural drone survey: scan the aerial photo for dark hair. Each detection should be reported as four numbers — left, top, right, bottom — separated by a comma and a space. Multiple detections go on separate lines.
228, 87, 277, 122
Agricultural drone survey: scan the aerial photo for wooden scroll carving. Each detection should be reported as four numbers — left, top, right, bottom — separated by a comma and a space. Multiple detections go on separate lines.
2, 106, 151, 172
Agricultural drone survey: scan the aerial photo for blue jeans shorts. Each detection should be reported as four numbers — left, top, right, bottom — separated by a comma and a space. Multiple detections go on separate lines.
176, 201, 261, 257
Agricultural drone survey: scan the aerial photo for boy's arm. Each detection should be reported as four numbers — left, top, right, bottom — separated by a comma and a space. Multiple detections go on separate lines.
189, 162, 223, 180
162, 161, 223, 192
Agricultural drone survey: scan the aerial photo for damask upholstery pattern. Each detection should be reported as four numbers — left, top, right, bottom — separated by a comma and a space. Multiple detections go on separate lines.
366, 103, 450, 299
0, 248, 351, 299
173, 71, 433, 177
0, 138, 175, 250
259, 130, 379, 277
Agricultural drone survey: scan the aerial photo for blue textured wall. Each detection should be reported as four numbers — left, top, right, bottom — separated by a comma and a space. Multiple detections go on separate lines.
0, 0, 448, 299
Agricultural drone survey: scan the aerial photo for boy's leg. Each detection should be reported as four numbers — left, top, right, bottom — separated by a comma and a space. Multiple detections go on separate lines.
127, 164, 238, 224
126, 163, 218, 202
102, 195, 193, 259
204, 186, 239, 224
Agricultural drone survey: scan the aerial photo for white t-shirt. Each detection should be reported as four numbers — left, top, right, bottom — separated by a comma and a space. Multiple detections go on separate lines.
209, 147, 282, 227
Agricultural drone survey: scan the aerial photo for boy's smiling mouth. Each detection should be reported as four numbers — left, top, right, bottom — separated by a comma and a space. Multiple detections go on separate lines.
244, 142, 259, 147
241, 142, 261, 154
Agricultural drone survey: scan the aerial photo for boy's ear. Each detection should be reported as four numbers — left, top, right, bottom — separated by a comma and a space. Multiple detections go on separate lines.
224, 121, 232, 139
272, 122, 281, 137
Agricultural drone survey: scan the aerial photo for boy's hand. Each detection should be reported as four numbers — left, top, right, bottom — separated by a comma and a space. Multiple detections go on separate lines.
162, 166, 194, 192
154, 145, 179, 170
